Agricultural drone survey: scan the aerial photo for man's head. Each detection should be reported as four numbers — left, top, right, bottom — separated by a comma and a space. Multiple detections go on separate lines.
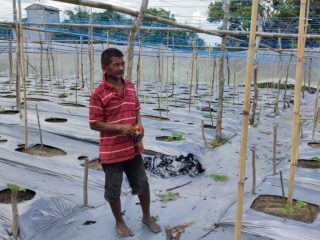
101, 48, 125, 81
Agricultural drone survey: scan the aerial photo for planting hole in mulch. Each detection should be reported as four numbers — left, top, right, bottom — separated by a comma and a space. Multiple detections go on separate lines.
59, 102, 86, 107
298, 159, 320, 169
81, 159, 102, 171
142, 115, 170, 121
153, 108, 169, 112
78, 155, 89, 161
26, 98, 50, 102
0, 188, 36, 204
45, 117, 68, 123
0, 110, 19, 114
307, 141, 320, 148
83, 220, 96, 225
1, 95, 16, 98
0, 136, 8, 143
16, 144, 67, 157
250, 195, 319, 223
144, 153, 205, 178
203, 124, 216, 129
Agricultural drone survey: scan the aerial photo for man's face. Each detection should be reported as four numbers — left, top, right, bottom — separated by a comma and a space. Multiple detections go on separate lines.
103, 56, 125, 81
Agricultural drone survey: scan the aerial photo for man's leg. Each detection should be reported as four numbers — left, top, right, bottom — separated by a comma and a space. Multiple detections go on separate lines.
108, 198, 134, 237
138, 193, 161, 233
102, 163, 134, 237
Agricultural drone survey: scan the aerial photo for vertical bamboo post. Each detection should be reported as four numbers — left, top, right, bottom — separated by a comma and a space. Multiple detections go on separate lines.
188, 42, 196, 112
136, 39, 142, 96
171, 35, 175, 96
40, 41, 43, 87
80, 36, 84, 89
11, 185, 19, 237
272, 125, 277, 175
126, 0, 148, 80
287, 0, 307, 207
280, 171, 285, 198
9, 40, 13, 93
35, 104, 43, 149
234, 1, 259, 239
207, 46, 212, 101
18, 0, 28, 149
312, 73, 320, 141
233, 57, 237, 104
88, 9, 94, 93
251, 145, 256, 195
283, 55, 293, 109
83, 157, 88, 207
166, 32, 169, 117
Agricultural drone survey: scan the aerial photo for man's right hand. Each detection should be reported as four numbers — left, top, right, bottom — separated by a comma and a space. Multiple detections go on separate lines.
118, 124, 136, 136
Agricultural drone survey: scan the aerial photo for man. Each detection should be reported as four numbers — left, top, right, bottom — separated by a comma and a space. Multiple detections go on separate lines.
89, 48, 161, 237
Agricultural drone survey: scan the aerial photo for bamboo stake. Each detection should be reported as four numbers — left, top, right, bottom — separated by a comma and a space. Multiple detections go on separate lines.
80, 36, 84, 89
234, 0, 259, 239
13, 0, 20, 112
35, 105, 43, 150
283, 55, 293, 109
251, 145, 256, 194
280, 171, 285, 198
233, 57, 237, 104
126, 0, 148, 80
201, 120, 208, 147
272, 125, 277, 175
312, 72, 320, 141
40, 41, 43, 87
83, 157, 88, 207
287, 0, 308, 207
8, 40, 13, 93
136, 39, 142, 96
171, 34, 175, 96
188, 43, 196, 112
88, 8, 94, 93
166, 32, 169, 118
11, 185, 18, 237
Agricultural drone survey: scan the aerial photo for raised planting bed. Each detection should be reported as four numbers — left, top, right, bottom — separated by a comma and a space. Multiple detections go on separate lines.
45, 117, 68, 123
0, 188, 36, 204
16, 144, 67, 157
251, 195, 319, 223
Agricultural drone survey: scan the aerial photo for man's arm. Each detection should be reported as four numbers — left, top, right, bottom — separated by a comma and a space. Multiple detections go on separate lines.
90, 121, 136, 136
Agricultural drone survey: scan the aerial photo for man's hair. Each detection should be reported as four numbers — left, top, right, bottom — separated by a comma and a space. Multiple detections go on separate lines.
101, 48, 124, 66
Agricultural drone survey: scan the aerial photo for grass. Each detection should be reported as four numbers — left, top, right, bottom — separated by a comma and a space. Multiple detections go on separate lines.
210, 138, 230, 148
310, 156, 320, 162
166, 132, 185, 141
282, 200, 308, 214
6, 183, 26, 192
209, 173, 229, 181
158, 192, 180, 202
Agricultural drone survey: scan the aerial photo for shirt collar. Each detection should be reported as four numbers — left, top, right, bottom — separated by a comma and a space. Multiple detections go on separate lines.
102, 73, 126, 90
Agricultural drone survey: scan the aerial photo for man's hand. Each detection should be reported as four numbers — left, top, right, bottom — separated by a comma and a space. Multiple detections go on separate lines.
118, 124, 136, 136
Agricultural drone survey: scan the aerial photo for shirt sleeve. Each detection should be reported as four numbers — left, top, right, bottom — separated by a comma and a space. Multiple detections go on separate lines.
89, 92, 104, 127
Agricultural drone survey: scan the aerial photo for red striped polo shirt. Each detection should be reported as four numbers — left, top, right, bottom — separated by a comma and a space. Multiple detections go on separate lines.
89, 75, 141, 164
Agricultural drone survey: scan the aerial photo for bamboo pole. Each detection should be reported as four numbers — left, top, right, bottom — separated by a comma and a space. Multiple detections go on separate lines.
251, 145, 256, 194
312, 73, 320, 141
287, 0, 308, 207
188, 43, 196, 112
280, 171, 285, 198
83, 157, 88, 207
88, 9, 94, 93
171, 35, 175, 96
234, 0, 259, 239
40, 41, 43, 87
80, 36, 84, 89
8, 40, 13, 93
272, 125, 277, 175
11, 185, 18, 237
35, 104, 43, 150
283, 55, 293, 109
13, 0, 20, 112
126, 0, 148, 80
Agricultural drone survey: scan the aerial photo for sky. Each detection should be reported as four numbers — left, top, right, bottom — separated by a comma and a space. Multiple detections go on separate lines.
0, 0, 221, 45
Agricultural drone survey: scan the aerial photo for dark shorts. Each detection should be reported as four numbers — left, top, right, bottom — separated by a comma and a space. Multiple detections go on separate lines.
102, 154, 149, 201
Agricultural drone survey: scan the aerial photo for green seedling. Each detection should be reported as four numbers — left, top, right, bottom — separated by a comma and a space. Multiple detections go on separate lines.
209, 173, 229, 181
0, 105, 4, 112
282, 203, 294, 214
259, 130, 272, 135
210, 138, 229, 148
151, 215, 160, 222
6, 183, 26, 192
58, 93, 72, 98
158, 192, 180, 202
166, 132, 185, 141
296, 200, 307, 208
310, 156, 320, 162
252, 123, 258, 128
202, 113, 215, 119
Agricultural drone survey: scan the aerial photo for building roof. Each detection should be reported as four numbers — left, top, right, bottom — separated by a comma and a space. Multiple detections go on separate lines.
25, 3, 60, 12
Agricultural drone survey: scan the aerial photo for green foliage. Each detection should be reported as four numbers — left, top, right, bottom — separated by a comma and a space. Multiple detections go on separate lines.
209, 173, 229, 181
166, 132, 185, 141
282, 203, 294, 214
58, 93, 72, 98
6, 183, 26, 192
296, 200, 307, 208
210, 138, 229, 147
310, 156, 320, 162
257, 82, 295, 90
0, 105, 4, 112
151, 215, 160, 222
252, 123, 258, 128
145, 8, 176, 21
202, 114, 213, 119
158, 192, 180, 202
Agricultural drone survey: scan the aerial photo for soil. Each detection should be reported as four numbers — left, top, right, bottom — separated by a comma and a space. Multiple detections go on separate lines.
81, 159, 103, 171
307, 142, 320, 148
0, 189, 36, 204
153, 108, 169, 112
250, 195, 319, 223
58, 102, 86, 107
141, 115, 170, 121
298, 159, 320, 169
0, 110, 19, 114
45, 117, 68, 123
16, 144, 67, 157
203, 124, 216, 129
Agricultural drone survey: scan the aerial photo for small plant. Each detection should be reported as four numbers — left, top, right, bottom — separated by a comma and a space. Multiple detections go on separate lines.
202, 113, 214, 119
151, 215, 160, 222
252, 123, 258, 128
259, 130, 272, 135
209, 173, 229, 181
6, 183, 25, 192
58, 93, 72, 98
158, 192, 180, 202
282, 203, 294, 214
310, 156, 320, 162
0, 105, 4, 112
296, 200, 307, 208
210, 138, 229, 148
166, 132, 185, 141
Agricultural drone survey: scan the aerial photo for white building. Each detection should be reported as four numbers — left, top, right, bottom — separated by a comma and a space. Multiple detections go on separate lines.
24, 3, 60, 41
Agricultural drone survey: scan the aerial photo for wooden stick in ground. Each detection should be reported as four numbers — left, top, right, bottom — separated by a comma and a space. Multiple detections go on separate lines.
8, 40, 13, 93
251, 145, 256, 194
188, 42, 196, 112
312, 73, 320, 141
234, 0, 258, 239
83, 157, 88, 207
11, 185, 19, 238
272, 125, 277, 175
280, 171, 285, 198
201, 120, 208, 147
35, 104, 43, 149
287, 0, 308, 207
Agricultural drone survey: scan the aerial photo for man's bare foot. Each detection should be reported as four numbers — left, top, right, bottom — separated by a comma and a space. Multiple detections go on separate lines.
116, 222, 134, 237
142, 216, 161, 233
